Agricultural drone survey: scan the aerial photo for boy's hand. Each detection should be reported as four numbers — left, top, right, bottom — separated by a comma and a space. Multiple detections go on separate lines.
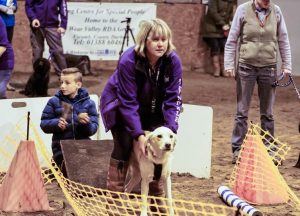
78, 113, 90, 124
58, 117, 68, 130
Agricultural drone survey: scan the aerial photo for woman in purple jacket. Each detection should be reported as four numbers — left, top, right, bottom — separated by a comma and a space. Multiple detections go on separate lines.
100, 18, 182, 207
0, 17, 14, 99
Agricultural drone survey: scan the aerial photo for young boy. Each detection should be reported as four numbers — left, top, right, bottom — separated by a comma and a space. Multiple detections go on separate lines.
40, 67, 99, 176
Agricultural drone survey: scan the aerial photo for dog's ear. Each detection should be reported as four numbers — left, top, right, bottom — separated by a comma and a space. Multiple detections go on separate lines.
145, 132, 154, 157
145, 131, 154, 144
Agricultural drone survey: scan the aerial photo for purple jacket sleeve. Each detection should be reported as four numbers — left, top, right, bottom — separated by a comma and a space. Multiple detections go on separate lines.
25, 0, 36, 22
59, 0, 68, 29
117, 61, 144, 139
162, 53, 183, 133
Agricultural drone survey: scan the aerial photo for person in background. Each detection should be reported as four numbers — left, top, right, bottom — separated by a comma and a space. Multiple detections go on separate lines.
100, 18, 182, 213
224, 0, 292, 164
40, 68, 99, 176
0, 17, 14, 99
0, 0, 17, 91
203, 0, 237, 77
25, 0, 67, 75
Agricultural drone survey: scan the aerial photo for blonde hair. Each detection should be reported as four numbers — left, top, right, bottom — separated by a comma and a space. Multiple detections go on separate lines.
61, 67, 82, 82
135, 18, 175, 58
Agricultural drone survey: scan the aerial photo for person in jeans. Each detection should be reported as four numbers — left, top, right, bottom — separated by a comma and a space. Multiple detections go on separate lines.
0, 17, 14, 99
25, 0, 68, 75
224, 0, 292, 164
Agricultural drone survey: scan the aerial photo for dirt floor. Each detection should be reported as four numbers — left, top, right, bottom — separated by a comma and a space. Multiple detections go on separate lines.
2, 68, 300, 216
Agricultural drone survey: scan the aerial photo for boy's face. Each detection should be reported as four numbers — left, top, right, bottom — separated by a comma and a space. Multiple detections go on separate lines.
60, 74, 82, 98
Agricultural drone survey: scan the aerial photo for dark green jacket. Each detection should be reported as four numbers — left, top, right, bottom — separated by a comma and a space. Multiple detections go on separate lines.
203, 0, 237, 38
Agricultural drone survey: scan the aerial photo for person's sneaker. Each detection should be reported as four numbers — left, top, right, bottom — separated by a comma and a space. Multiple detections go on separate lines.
6, 83, 15, 91
232, 150, 240, 164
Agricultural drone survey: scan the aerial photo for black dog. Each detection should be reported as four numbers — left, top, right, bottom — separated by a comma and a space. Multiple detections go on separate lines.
20, 58, 50, 97
52, 54, 93, 76
66, 54, 93, 76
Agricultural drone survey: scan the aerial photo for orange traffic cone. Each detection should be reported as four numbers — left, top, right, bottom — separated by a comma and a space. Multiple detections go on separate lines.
0, 140, 50, 212
232, 134, 289, 204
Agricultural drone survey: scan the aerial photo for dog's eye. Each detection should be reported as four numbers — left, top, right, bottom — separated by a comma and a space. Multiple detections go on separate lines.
170, 135, 173, 139
157, 135, 162, 138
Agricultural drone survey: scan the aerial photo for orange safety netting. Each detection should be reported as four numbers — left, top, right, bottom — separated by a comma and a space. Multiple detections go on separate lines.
0, 115, 237, 216
228, 123, 300, 209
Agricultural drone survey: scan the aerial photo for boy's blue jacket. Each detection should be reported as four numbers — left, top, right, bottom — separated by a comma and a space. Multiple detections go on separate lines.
25, 0, 68, 29
0, 0, 17, 27
40, 88, 99, 142
100, 47, 183, 139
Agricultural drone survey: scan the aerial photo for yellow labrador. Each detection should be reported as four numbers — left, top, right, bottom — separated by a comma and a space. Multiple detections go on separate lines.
125, 126, 176, 216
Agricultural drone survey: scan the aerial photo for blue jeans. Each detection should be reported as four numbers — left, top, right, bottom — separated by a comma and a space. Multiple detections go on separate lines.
231, 63, 277, 153
0, 69, 12, 99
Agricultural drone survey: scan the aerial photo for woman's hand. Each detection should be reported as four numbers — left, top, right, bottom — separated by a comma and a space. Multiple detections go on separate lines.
137, 134, 147, 156
282, 68, 292, 76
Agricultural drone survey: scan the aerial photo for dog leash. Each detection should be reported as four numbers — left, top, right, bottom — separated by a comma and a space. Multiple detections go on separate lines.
272, 73, 300, 100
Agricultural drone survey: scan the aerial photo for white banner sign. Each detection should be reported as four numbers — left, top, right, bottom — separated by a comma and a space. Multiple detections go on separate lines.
62, 3, 156, 60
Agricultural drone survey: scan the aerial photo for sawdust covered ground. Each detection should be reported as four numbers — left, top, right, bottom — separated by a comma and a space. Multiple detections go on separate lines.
2, 69, 300, 216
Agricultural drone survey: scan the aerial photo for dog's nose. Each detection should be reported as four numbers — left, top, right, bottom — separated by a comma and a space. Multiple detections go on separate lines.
165, 143, 171, 150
